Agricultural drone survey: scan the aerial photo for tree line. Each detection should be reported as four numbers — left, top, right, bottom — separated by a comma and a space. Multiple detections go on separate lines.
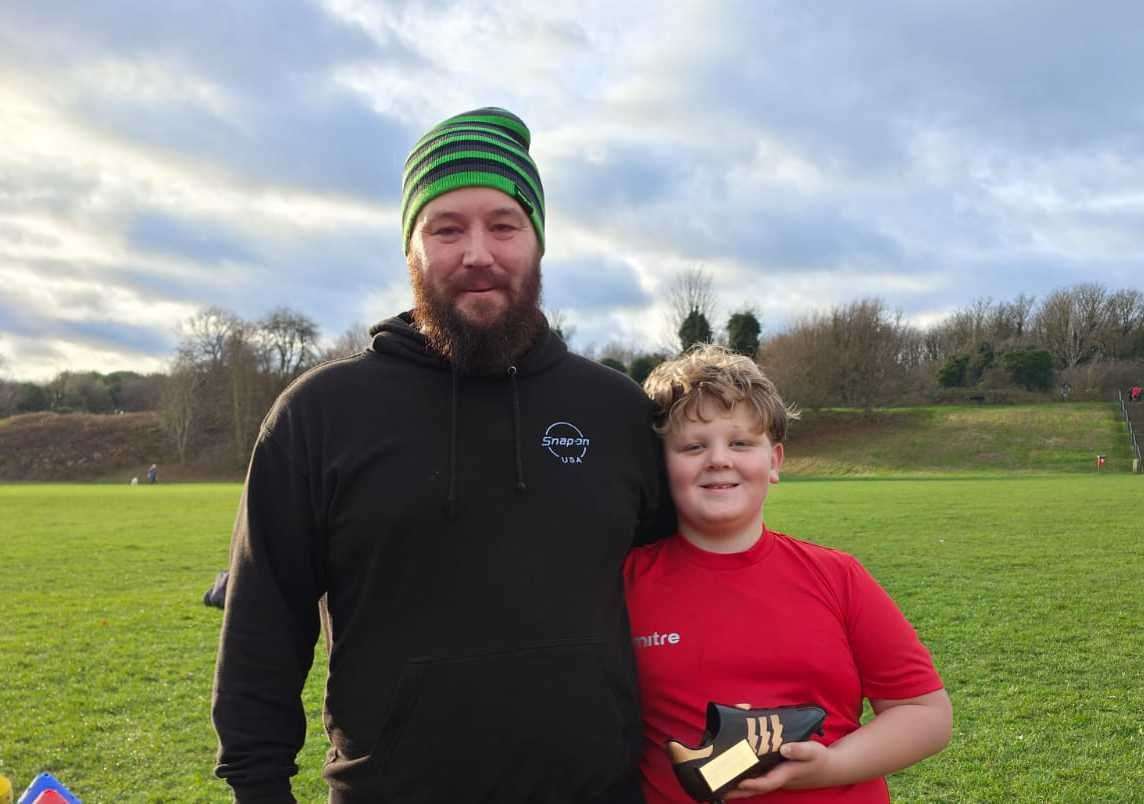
2, 278, 1141, 465
159, 306, 368, 465
0, 306, 367, 468
583, 274, 1144, 410
0, 368, 163, 418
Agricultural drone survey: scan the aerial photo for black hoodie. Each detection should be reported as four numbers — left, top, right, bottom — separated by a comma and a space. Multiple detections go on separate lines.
212, 313, 668, 803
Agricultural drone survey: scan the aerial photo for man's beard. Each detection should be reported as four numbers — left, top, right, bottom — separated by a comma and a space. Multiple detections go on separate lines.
409, 259, 545, 374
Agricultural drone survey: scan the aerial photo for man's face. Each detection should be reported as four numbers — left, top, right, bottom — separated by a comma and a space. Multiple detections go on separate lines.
408, 187, 543, 371
410, 187, 540, 327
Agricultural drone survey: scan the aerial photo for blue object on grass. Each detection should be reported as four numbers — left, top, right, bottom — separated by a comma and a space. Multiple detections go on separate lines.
16, 773, 81, 804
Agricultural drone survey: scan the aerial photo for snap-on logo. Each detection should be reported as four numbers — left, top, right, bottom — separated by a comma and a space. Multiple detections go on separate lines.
542, 421, 590, 464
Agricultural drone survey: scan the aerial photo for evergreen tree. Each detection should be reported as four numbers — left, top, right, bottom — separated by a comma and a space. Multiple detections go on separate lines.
1002, 349, 1054, 391
629, 353, 667, 385
727, 311, 762, 357
679, 310, 713, 352
937, 354, 970, 387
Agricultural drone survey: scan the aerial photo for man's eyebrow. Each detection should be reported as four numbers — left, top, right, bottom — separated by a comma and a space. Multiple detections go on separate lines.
487, 206, 527, 219
422, 210, 465, 226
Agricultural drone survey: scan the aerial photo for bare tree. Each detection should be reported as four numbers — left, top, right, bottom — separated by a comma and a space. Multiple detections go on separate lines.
1007, 293, 1037, 340
1035, 283, 1109, 368
666, 267, 717, 351
320, 322, 372, 362
258, 307, 320, 381
161, 355, 201, 463
920, 326, 953, 364
178, 307, 242, 370
545, 309, 576, 346
591, 340, 640, 368
0, 381, 16, 418
1100, 288, 1144, 360
829, 300, 918, 410
760, 321, 831, 409
761, 298, 918, 410
0, 354, 16, 418
937, 297, 992, 355
226, 325, 267, 464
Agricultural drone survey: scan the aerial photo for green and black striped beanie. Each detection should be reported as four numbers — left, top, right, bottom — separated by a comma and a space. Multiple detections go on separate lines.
401, 107, 545, 254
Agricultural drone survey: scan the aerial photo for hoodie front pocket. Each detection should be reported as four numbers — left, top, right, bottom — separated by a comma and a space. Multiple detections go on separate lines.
375, 638, 631, 802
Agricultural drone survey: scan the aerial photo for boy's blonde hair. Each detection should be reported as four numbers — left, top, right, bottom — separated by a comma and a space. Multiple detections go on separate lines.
642, 344, 798, 443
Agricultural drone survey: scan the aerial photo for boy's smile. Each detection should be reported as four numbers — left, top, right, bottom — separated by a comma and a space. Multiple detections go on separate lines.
665, 400, 784, 554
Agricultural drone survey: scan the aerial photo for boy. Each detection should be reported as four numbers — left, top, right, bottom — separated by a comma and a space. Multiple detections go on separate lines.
625, 345, 951, 802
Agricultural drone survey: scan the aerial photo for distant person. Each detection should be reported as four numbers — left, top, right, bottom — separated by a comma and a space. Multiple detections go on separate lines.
626, 345, 951, 802
1131, 385, 1142, 403
147, 464, 158, 484
212, 107, 670, 802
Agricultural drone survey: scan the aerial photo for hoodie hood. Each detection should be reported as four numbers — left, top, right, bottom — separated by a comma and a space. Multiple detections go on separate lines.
368, 311, 568, 376
366, 310, 570, 513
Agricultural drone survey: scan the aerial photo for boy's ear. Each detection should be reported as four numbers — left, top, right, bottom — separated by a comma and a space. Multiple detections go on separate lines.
769, 442, 785, 484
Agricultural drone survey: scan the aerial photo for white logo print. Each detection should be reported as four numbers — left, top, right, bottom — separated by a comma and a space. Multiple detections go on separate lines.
632, 631, 681, 648
542, 421, 590, 464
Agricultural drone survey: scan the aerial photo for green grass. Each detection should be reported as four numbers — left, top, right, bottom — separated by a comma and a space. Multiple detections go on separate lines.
2, 478, 1142, 802
0, 485, 327, 803
786, 402, 1134, 475
767, 475, 1144, 802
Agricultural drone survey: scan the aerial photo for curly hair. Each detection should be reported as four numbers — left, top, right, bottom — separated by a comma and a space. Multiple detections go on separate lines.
642, 344, 798, 443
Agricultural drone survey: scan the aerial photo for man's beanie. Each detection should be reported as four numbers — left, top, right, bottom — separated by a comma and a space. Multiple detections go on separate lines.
401, 107, 545, 254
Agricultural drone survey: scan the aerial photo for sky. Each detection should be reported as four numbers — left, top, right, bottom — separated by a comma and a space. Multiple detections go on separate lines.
2, 0, 1143, 381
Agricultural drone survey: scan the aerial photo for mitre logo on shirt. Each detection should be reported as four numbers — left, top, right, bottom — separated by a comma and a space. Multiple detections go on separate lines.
632, 631, 681, 649
541, 421, 590, 464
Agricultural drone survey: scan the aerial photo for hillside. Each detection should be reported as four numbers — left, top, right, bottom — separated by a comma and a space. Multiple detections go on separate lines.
0, 402, 1136, 482
0, 411, 244, 483
784, 402, 1133, 476
0, 411, 169, 482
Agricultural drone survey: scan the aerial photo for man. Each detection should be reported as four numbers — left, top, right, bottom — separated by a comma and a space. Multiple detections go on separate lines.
212, 107, 668, 803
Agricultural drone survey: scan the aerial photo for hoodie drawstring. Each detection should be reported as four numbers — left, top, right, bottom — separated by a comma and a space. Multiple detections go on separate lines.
445, 365, 528, 516
446, 366, 459, 517
508, 365, 528, 493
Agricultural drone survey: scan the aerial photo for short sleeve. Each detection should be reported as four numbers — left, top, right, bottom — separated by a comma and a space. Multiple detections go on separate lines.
843, 558, 944, 702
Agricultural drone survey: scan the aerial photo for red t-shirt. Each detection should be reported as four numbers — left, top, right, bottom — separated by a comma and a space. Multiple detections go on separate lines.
623, 529, 944, 803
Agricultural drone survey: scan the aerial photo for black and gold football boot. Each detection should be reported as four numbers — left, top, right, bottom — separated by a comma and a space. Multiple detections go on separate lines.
666, 702, 827, 801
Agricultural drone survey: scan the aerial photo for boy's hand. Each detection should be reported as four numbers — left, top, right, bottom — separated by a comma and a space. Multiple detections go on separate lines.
723, 689, 954, 796
723, 704, 835, 797
723, 740, 836, 797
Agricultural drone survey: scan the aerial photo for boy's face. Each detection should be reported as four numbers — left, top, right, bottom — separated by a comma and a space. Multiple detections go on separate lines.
664, 399, 784, 553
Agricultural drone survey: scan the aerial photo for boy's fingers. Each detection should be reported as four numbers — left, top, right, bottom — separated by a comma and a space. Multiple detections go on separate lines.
780, 740, 821, 761
781, 742, 805, 759
730, 766, 788, 795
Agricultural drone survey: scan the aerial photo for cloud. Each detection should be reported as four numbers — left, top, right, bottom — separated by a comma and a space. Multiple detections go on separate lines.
1, 0, 1142, 380
542, 257, 651, 312
128, 213, 256, 264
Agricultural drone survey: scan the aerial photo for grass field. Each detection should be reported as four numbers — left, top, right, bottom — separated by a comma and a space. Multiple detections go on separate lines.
1, 477, 1142, 802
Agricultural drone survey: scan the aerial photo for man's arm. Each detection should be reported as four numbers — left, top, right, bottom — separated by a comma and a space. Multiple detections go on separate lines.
212, 430, 324, 803
726, 689, 953, 796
